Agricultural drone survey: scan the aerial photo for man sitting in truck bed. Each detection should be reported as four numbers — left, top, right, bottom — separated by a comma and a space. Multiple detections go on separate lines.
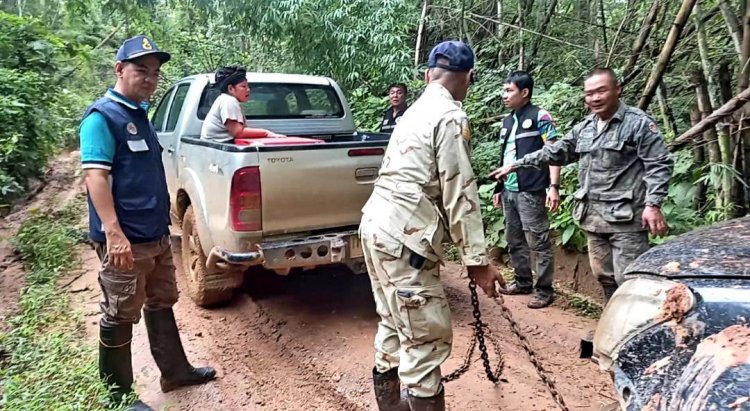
200, 65, 285, 142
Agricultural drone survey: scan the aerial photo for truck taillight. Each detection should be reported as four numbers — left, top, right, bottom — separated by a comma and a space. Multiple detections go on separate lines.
230, 166, 262, 231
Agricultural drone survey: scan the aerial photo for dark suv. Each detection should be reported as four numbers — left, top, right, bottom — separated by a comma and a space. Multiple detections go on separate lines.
591, 217, 750, 410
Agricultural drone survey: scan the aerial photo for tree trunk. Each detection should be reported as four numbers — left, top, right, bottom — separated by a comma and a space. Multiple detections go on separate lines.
624, 1, 661, 79
719, 0, 743, 59
696, 0, 733, 210
742, 0, 750, 210
638, 0, 698, 111
732, 130, 747, 216
672, 85, 750, 148
691, 69, 724, 210
497, 0, 504, 66
719, 61, 733, 104
740, 0, 750, 92
695, 1, 720, 110
606, 0, 633, 67
657, 81, 678, 137
690, 107, 708, 211
414, 0, 433, 67
518, 0, 524, 69
599, 0, 608, 48
528, 0, 558, 67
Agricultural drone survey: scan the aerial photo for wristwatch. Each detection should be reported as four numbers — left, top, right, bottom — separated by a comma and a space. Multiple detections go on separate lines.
645, 202, 661, 209
549, 184, 560, 190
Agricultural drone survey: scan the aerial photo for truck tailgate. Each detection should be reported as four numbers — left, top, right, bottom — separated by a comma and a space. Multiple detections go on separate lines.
256, 142, 385, 234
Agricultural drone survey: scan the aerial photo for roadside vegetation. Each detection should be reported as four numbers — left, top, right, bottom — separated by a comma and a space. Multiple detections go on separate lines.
0, 199, 118, 411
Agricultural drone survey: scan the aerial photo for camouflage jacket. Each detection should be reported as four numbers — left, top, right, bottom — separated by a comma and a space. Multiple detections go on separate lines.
360, 83, 489, 266
514, 102, 674, 233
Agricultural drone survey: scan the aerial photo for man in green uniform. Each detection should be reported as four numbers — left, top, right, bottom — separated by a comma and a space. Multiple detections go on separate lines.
489, 68, 673, 303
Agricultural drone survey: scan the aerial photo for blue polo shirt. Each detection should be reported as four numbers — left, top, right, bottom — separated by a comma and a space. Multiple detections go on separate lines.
80, 89, 149, 171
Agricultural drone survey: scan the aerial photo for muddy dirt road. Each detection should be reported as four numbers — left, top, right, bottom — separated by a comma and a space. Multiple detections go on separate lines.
68, 244, 615, 411
4, 152, 616, 410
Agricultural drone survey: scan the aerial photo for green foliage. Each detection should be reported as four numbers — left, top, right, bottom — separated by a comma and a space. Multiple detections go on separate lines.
0, 12, 87, 207
0, 200, 119, 411
556, 288, 602, 320
212, 0, 419, 93
348, 87, 390, 131
478, 182, 506, 249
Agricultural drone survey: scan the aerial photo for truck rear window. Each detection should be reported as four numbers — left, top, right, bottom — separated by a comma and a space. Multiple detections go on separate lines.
197, 82, 345, 120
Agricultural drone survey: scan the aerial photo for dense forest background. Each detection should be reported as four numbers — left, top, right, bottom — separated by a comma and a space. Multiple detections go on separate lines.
2, 0, 749, 251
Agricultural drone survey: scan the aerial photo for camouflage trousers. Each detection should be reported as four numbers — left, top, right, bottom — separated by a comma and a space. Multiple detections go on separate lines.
360, 225, 452, 398
94, 235, 179, 325
585, 230, 649, 299
501, 190, 555, 296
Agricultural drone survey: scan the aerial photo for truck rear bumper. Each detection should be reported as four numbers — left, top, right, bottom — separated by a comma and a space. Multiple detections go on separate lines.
206, 247, 263, 274
260, 229, 365, 274
206, 230, 366, 275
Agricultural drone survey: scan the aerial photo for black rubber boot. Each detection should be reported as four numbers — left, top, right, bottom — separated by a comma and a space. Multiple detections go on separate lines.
373, 367, 409, 411
407, 386, 445, 411
99, 320, 155, 411
143, 307, 217, 393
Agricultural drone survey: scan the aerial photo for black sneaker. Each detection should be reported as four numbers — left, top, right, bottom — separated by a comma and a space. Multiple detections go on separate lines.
499, 283, 533, 295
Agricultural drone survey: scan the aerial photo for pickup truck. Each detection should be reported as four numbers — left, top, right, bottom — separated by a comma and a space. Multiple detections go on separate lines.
150, 72, 389, 306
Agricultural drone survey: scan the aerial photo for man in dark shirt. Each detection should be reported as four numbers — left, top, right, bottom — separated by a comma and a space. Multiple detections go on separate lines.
380, 83, 408, 133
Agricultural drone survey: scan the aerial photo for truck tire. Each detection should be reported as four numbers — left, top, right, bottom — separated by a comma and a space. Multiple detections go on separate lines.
181, 206, 234, 307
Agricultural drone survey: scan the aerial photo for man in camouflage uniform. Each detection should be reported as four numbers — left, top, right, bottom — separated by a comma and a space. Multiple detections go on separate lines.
360, 41, 504, 411
490, 68, 673, 304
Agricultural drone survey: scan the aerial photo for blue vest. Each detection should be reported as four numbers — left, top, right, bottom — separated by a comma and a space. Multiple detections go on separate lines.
82, 96, 171, 244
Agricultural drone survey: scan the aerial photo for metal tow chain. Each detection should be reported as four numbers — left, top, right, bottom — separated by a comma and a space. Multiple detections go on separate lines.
442, 278, 504, 383
490, 294, 571, 411
443, 275, 570, 411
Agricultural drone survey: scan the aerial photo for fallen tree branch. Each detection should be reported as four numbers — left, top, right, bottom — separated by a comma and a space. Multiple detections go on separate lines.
671, 86, 750, 149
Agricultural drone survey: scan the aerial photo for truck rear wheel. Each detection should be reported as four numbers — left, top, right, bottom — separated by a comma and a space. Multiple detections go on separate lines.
181, 206, 234, 306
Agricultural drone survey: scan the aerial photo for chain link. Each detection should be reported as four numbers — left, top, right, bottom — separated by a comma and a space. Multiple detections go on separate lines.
442, 278, 504, 383
490, 294, 571, 411
443, 275, 570, 411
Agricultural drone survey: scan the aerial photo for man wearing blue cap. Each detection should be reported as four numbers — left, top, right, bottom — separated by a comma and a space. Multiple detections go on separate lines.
80, 35, 216, 411
359, 40, 504, 411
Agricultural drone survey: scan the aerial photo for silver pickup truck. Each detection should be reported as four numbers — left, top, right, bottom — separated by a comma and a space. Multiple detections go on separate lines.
151, 72, 389, 306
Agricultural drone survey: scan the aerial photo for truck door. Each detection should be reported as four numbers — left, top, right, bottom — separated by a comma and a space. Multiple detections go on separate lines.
155, 83, 191, 197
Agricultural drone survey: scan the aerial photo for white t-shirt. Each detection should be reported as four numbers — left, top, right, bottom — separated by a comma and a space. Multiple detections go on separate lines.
201, 93, 245, 141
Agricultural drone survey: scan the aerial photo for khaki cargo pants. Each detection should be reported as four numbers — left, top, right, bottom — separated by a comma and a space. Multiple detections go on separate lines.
94, 235, 179, 325
360, 224, 452, 398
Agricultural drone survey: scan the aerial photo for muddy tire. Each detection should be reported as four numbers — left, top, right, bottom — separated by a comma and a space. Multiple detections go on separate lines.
181, 206, 234, 307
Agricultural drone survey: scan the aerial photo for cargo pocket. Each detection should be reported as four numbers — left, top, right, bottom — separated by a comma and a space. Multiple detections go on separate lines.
369, 228, 404, 259
571, 188, 588, 222
595, 190, 634, 223
395, 284, 451, 343
99, 271, 139, 322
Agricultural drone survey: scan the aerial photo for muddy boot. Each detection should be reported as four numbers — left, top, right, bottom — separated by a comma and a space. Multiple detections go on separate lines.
143, 307, 217, 393
407, 387, 445, 411
373, 367, 409, 411
99, 320, 155, 411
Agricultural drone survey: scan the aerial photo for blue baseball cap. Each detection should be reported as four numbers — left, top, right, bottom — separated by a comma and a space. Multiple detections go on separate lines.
428, 41, 474, 72
115, 35, 171, 64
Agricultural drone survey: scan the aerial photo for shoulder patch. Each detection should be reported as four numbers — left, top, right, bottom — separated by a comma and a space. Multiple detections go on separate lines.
461, 118, 471, 142
649, 122, 658, 133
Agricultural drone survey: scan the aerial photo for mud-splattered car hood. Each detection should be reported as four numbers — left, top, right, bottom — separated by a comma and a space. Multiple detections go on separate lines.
625, 216, 750, 278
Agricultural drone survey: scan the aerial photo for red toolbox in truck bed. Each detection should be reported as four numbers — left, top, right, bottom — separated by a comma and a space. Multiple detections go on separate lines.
234, 137, 325, 146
